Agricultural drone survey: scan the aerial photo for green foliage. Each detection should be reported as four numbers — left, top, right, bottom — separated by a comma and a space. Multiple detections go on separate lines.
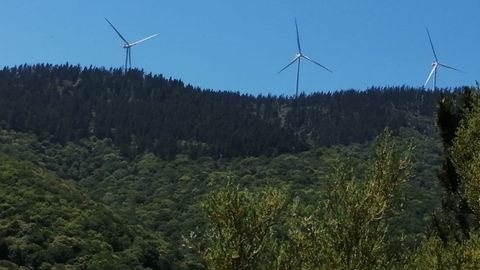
408, 88, 480, 269
0, 64, 306, 159
0, 154, 171, 269
451, 93, 480, 218
199, 131, 413, 270
289, 87, 441, 147
433, 88, 479, 241
406, 234, 480, 270
0, 64, 452, 160
200, 183, 286, 270
277, 131, 412, 270
0, 126, 443, 268
0, 64, 466, 268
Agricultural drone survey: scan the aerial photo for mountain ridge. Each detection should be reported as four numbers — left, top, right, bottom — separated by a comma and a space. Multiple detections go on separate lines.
0, 64, 454, 160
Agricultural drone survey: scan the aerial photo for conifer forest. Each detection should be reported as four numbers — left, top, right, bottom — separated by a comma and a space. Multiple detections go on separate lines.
1, 64, 480, 269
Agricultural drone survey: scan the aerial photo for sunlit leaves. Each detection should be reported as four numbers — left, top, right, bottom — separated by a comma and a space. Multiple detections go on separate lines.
201, 184, 286, 270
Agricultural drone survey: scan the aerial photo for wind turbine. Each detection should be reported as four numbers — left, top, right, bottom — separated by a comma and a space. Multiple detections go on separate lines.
105, 18, 158, 72
424, 28, 462, 90
278, 18, 332, 98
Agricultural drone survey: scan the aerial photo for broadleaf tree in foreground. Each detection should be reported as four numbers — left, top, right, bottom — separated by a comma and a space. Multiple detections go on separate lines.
200, 130, 412, 270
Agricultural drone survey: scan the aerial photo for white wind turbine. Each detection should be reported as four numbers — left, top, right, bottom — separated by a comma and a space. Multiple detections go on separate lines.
279, 18, 332, 98
105, 18, 158, 72
424, 28, 463, 90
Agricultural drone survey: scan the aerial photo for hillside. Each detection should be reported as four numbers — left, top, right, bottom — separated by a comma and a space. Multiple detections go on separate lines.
0, 64, 447, 159
0, 64, 305, 159
0, 64, 464, 268
0, 127, 443, 268
287, 88, 441, 145
0, 154, 174, 269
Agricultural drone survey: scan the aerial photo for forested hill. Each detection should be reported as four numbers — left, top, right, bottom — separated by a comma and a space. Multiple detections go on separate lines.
0, 154, 173, 269
286, 88, 441, 145
0, 64, 304, 158
0, 64, 445, 159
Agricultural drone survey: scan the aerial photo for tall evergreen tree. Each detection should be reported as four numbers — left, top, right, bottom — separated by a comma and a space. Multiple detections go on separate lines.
433, 87, 478, 242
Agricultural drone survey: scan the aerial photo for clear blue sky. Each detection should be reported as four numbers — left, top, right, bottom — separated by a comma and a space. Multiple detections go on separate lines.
1, 1, 479, 96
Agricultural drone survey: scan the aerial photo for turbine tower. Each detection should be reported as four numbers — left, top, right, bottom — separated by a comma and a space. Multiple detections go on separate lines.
424, 28, 462, 90
279, 18, 332, 98
105, 18, 158, 72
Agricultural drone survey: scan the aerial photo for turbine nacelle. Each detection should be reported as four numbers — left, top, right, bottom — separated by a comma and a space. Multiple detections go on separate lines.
278, 19, 332, 98
105, 18, 157, 72
424, 28, 462, 89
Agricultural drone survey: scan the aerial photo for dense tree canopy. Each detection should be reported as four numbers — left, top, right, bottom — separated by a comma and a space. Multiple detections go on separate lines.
0, 154, 172, 269
0, 64, 446, 159
1, 64, 478, 268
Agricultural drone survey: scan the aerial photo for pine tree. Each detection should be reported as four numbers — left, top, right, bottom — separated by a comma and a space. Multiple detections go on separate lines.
433, 87, 478, 242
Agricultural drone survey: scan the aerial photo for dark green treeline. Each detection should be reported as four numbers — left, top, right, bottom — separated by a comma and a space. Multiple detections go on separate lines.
0, 64, 444, 159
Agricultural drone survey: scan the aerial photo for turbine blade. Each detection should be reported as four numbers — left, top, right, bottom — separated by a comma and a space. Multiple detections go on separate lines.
426, 28, 438, 62
295, 18, 301, 53
129, 34, 158, 47
438, 63, 465, 73
105, 18, 130, 45
424, 66, 436, 87
278, 56, 300, 73
302, 55, 332, 73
